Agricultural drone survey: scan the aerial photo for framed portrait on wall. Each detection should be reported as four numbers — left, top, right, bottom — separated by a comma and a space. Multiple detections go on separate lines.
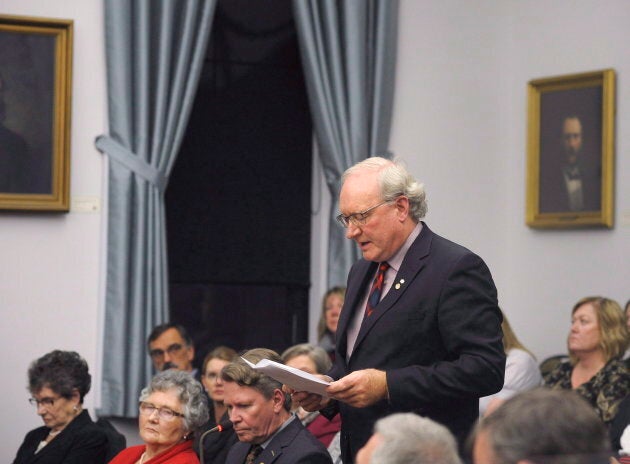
0, 15, 73, 211
525, 69, 615, 228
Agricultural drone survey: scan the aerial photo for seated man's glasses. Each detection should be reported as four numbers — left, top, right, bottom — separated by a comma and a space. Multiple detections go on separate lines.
149, 343, 184, 360
139, 402, 185, 421
336, 200, 394, 228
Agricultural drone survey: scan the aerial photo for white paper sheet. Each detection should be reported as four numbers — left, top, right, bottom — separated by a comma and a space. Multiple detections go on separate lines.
241, 357, 330, 397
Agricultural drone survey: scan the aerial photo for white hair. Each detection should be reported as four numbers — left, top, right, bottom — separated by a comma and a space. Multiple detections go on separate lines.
342, 156, 428, 220
370, 413, 462, 464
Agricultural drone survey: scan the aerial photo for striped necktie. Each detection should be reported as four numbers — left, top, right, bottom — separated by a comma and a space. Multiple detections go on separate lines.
365, 262, 390, 317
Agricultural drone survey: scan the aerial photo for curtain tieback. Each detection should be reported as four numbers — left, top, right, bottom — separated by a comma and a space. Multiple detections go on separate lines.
95, 135, 168, 192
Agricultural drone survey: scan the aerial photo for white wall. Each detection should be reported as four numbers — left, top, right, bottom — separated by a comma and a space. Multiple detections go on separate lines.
0, 1, 107, 461
2, 0, 630, 462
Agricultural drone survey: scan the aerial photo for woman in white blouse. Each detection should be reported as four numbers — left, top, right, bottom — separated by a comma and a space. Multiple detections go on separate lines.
479, 310, 542, 416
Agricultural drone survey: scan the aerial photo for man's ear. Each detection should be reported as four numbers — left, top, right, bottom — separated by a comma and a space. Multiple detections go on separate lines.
187, 345, 195, 362
272, 389, 286, 413
394, 195, 410, 221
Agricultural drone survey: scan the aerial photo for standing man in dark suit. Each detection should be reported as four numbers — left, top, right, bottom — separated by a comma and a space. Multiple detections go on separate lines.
221, 348, 332, 464
294, 157, 505, 463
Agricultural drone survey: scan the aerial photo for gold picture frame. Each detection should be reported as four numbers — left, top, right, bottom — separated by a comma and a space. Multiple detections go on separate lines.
0, 15, 73, 211
526, 69, 615, 228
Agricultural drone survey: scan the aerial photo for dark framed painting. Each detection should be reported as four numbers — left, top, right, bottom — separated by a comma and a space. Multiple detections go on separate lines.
526, 69, 615, 228
0, 15, 73, 211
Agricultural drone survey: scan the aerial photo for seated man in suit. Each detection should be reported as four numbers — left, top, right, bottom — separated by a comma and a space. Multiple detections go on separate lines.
147, 323, 198, 379
221, 348, 332, 464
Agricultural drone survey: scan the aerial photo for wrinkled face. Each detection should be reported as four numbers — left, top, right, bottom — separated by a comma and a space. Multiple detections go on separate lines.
568, 303, 601, 356
32, 386, 78, 433
202, 358, 230, 403
224, 381, 283, 444
324, 294, 344, 333
339, 171, 405, 263
149, 328, 194, 372
139, 390, 187, 450
473, 429, 498, 464
562, 117, 582, 161
285, 355, 318, 412
356, 432, 383, 464
285, 354, 317, 375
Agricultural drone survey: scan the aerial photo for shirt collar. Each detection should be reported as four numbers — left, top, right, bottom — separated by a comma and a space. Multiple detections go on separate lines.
386, 222, 422, 272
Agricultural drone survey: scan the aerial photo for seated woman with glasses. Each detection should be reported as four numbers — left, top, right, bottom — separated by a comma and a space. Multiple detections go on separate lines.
13, 350, 110, 463
195, 346, 238, 464
110, 369, 209, 464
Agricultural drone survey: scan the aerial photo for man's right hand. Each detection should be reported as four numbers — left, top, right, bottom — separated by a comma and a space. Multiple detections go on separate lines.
291, 390, 331, 412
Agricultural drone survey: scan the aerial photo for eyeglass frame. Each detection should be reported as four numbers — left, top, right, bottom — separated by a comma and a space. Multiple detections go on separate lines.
204, 372, 221, 382
139, 401, 185, 421
336, 199, 398, 228
29, 396, 61, 408
149, 342, 186, 360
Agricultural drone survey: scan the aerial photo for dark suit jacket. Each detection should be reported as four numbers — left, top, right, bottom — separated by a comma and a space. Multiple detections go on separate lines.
328, 223, 505, 461
13, 410, 108, 464
224, 417, 332, 464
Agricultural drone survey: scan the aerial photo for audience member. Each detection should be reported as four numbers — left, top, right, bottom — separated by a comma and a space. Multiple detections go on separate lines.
624, 299, 630, 361
195, 346, 238, 464
544, 296, 630, 425
293, 156, 505, 462
110, 370, 209, 464
147, 323, 197, 377
13, 350, 110, 464
317, 286, 345, 360
356, 413, 462, 464
472, 388, 611, 464
221, 348, 332, 464
281, 344, 342, 448
479, 310, 542, 416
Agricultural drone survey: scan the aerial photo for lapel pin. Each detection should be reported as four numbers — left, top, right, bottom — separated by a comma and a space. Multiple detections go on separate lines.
395, 278, 405, 290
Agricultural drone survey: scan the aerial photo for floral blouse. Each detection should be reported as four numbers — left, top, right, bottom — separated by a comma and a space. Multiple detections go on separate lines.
543, 358, 630, 424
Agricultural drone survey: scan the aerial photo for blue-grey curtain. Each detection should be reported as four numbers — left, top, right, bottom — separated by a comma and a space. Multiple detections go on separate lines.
292, 0, 399, 287
95, 0, 216, 417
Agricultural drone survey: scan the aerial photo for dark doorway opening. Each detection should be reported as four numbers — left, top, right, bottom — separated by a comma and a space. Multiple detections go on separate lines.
165, 0, 312, 367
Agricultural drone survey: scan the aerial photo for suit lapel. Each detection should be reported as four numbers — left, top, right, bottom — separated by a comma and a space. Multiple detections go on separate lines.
351, 224, 433, 357
258, 418, 301, 463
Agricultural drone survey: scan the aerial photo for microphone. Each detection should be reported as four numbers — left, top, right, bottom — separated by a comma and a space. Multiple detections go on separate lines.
199, 420, 233, 464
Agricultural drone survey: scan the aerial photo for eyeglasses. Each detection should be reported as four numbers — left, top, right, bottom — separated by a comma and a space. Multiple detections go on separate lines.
149, 343, 184, 360
29, 396, 58, 408
336, 200, 394, 228
139, 402, 185, 421
204, 372, 221, 382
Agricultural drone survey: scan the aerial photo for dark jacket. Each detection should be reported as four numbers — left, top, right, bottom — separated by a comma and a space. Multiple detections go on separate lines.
13, 410, 108, 464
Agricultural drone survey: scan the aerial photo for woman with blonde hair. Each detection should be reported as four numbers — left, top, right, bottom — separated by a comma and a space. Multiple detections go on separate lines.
317, 286, 345, 360
479, 310, 541, 416
544, 296, 630, 425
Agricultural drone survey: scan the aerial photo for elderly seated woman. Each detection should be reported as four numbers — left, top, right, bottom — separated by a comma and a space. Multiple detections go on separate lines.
110, 370, 209, 464
13, 350, 110, 464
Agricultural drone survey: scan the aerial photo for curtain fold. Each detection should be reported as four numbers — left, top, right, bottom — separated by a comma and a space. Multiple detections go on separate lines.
95, 0, 216, 417
292, 0, 399, 287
